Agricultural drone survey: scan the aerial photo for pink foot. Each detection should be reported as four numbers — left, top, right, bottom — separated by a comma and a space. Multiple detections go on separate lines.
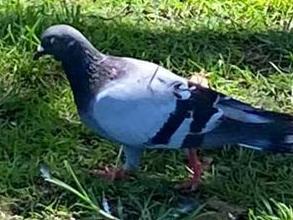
175, 149, 202, 192
175, 179, 200, 192
90, 166, 129, 181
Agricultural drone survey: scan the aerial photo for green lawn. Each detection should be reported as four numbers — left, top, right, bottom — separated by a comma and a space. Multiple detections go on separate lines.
0, 0, 293, 219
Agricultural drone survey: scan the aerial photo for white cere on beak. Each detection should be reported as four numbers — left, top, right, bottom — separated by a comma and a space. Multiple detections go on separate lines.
37, 45, 44, 52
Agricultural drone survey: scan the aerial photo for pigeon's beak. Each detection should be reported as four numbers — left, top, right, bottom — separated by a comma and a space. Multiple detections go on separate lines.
33, 45, 45, 60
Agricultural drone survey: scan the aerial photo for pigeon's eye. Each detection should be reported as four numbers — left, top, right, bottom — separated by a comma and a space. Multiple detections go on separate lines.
49, 37, 55, 45
42, 37, 56, 48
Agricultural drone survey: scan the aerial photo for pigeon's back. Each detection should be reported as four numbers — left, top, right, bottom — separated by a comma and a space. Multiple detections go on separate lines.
121, 57, 186, 86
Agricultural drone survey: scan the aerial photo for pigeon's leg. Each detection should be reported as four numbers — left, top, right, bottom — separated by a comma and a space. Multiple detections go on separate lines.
175, 149, 202, 191
122, 145, 143, 171
92, 146, 142, 181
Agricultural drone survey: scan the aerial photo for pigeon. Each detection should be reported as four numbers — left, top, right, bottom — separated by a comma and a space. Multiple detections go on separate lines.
34, 24, 293, 191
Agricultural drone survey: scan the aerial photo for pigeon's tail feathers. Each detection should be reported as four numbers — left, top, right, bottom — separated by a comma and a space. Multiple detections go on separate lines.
236, 118, 293, 153
203, 97, 293, 152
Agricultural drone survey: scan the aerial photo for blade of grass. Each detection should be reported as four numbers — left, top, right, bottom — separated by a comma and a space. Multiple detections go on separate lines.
41, 162, 120, 220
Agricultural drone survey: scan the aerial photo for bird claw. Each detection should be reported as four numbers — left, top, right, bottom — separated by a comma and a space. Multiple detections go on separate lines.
174, 180, 200, 193
175, 150, 213, 193
90, 166, 129, 181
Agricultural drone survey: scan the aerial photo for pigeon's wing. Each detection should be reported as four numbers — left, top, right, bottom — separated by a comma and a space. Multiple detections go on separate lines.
90, 57, 198, 147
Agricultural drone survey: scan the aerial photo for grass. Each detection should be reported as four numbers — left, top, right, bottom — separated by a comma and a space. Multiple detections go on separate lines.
0, 0, 292, 219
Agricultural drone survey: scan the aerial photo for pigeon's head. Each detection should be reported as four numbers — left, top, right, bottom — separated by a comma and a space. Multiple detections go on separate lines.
34, 24, 93, 62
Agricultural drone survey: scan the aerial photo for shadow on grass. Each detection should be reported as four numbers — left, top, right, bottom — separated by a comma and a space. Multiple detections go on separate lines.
0, 5, 293, 75
87, 24, 293, 75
